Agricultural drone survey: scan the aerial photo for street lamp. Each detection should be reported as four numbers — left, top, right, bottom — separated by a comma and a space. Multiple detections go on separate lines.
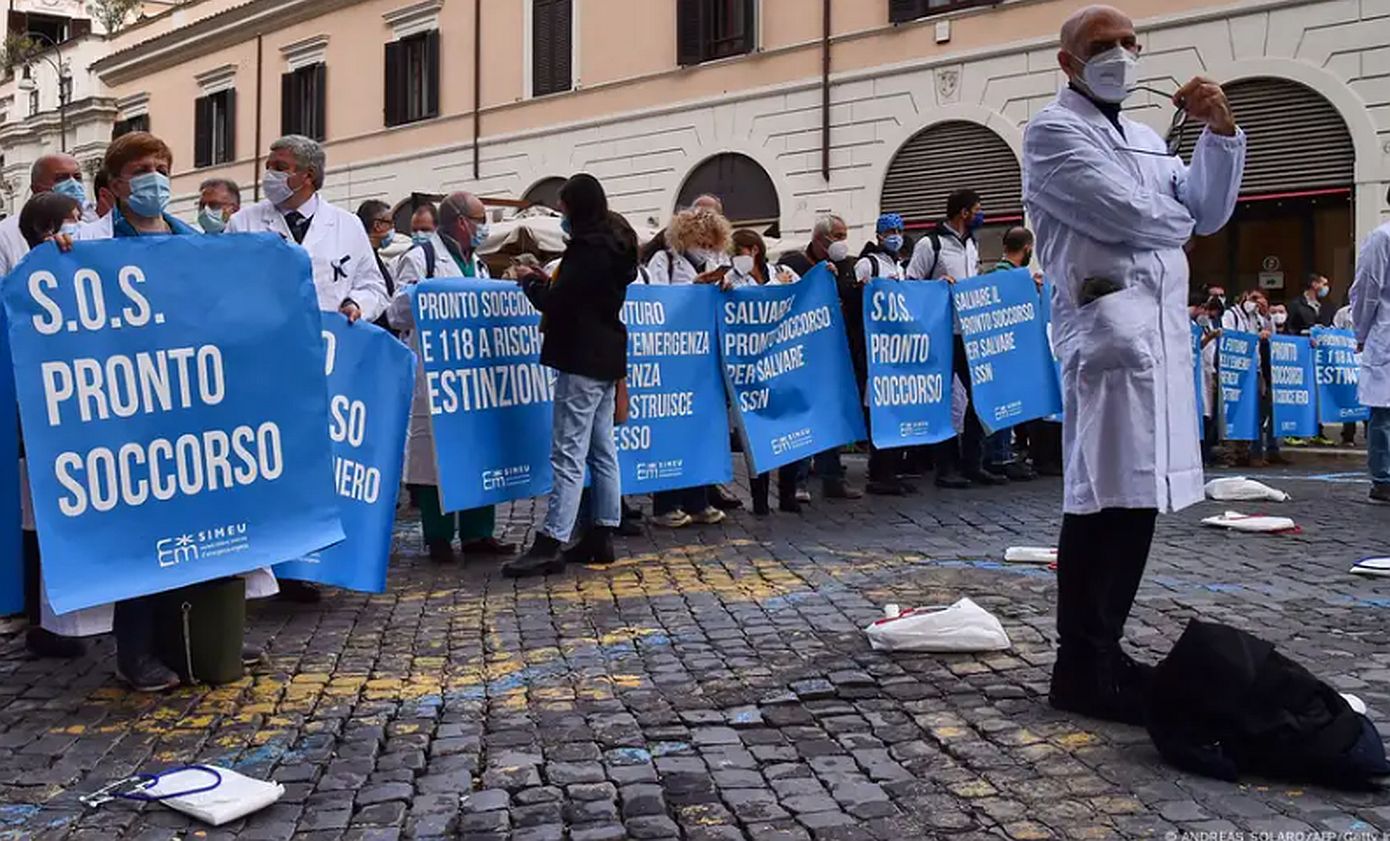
15, 32, 72, 153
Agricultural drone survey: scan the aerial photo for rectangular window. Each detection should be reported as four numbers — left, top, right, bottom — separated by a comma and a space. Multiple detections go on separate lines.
21, 13, 70, 45
532, 0, 573, 97
888, 0, 1001, 24
384, 30, 440, 127
194, 89, 237, 168
677, 0, 756, 67
281, 62, 327, 140
112, 114, 150, 139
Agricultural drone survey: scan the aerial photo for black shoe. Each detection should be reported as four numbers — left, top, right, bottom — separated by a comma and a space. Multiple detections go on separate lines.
617, 517, 643, 537
562, 532, 595, 565
277, 580, 322, 603
1049, 652, 1153, 726
427, 539, 457, 563
935, 473, 972, 490
778, 497, 802, 514
503, 534, 565, 578
587, 527, 617, 565
1371, 485, 1390, 505
822, 480, 863, 500
965, 469, 1009, 486
1035, 463, 1064, 477
753, 497, 771, 516
241, 645, 266, 667
710, 485, 744, 510
866, 480, 906, 496
25, 627, 85, 659
460, 537, 517, 556
621, 501, 644, 521
995, 462, 1036, 482
117, 656, 181, 693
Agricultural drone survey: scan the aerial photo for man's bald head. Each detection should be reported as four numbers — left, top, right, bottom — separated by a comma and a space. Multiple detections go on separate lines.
1058, 5, 1137, 76
438, 191, 488, 252
30, 154, 82, 194
691, 194, 723, 215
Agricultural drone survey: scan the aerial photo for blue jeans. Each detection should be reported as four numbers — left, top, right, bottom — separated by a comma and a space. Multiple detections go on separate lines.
542, 373, 621, 543
1370, 407, 1390, 488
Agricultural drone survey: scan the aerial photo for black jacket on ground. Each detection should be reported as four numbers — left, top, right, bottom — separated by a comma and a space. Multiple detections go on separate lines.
1146, 619, 1390, 787
522, 224, 636, 382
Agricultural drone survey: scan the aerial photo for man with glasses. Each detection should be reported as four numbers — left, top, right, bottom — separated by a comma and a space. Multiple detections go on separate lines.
1022, 4, 1245, 724
0, 153, 84, 275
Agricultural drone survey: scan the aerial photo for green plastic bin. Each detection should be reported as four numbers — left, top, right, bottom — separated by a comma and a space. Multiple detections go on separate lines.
154, 577, 246, 685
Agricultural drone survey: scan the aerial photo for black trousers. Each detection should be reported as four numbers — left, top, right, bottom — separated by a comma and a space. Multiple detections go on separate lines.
1055, 508, 1158, 670
750, 469, 797, 508
933, 336, 984, 477
22, 530, 40, 625
1030, 420, 1063, 471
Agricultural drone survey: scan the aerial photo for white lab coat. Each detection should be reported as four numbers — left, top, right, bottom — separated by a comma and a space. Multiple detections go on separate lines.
227, 196, 389, 323
0, 214, 29, 277
854, 251, 905, 283
387, 235, 491, 486
647, 249, 729, 285
1023, 87, 1245, 515
726, 260, 799, 289
1351, 221, 1390, 408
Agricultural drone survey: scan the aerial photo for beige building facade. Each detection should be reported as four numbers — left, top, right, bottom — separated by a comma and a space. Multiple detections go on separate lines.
3, 0, 1388, 298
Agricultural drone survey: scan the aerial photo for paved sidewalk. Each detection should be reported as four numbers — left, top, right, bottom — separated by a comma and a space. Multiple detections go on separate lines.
2, 460, 1388, 840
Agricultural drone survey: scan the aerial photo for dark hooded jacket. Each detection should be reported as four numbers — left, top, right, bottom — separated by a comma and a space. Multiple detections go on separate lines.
522, 177, 636, 381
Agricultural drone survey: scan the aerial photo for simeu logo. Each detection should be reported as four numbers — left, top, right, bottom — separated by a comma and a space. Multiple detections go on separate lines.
482, 466, 531, 491
157, 535, 200, 568
771, 429, 813, 455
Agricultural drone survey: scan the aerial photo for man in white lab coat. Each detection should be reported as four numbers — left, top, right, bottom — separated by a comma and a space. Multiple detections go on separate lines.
1023, 5, 1245, 723
1350, 200, 1390, 504
0, 153, 85, 277
228, 134, 389, 325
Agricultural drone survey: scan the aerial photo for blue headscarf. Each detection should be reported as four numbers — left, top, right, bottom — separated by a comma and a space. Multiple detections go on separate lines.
876, 213, 904, 234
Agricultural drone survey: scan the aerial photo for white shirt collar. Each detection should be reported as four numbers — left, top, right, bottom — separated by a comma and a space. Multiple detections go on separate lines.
278, 193, 320, 218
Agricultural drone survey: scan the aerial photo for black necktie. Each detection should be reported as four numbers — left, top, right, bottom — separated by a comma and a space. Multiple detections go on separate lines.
284, 211, 310, 244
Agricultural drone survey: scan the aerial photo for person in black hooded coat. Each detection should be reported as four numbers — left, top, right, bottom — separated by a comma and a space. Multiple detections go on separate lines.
506, 174, 637, 578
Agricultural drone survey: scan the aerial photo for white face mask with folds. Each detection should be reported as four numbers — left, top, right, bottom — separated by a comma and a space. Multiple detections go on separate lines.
1075, 44, 1138, 104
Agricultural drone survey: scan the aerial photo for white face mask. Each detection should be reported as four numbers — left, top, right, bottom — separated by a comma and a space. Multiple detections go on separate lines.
262, 170, 296, 206
1243, 300, 1259, 315
732, 254, 755, 276
1272, 312, 1288, 326
827, 240, 850, 262
1077, 45, 1138, 104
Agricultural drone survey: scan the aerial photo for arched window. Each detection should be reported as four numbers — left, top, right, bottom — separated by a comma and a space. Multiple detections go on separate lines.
524, 177, 566, 211
676, 153, 780, 235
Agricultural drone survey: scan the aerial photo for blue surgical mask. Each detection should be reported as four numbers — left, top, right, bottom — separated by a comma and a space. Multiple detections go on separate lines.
471, 222, 490, 249
59, 222, 81, 238
882, 234, 904, 253
560, 218, 572, 236
412, 232, 432, 245
969, 211, 986, 231
125, 172, 171, 218
52, 177, 86, 203
378, 231, 398, 250
1317, 286, 1330, 300
198, 206, 226, 234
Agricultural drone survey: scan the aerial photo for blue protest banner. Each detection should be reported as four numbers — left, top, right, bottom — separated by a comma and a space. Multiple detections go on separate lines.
412, 278, 554, 511
952, 268, 1062, 433
862, 279, 954, 448
1219, 330, 1261, 441
1192, 322, 1205, 438
1270, 336, 1318, 439
0, 309, 20, 617
274, 317, 415, 593
720, 265, 866, 475
4, 234, 344, 615
1311, 327, 1371, 425
619, 284, 732, 494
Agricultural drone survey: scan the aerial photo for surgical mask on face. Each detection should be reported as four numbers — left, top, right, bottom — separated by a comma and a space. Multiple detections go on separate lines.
59, 222, 81, 238
1077, 44, 1138, 104
378, 231, 398, 250
732, 254, 755, 276
1273, 312, 1288, 326
262, 170, 295, 206
412, 232, 432, 245
1317, 286, 1329, 299
52, 177, 86, 203
125, 172, 171, 218
1022, 250, 1034, 267
470, 222, 490, 249
560, 217, 572, 237
827, 240, 850, 262
882, 234, 904, 253
691, 248, 719, 269
1196, 314, 1211, 329
199, 206, 226, 234
1243, 301, 1258, 315
968, 211, 986, 231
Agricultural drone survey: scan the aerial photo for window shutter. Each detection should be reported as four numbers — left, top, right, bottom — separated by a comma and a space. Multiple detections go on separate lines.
280, 71, 295, 134
423, 29, 440, 117
551, 0, 572, 93
222, 89, 237, 162
738, 0, 756, 54
194, 95, 212, 169
676, 0, 704, 67
312, 63, 327, 140
384, 39, 404, 126
888, 0, 925, 24
6, 11, 27, 38
70, 18, 91, 39
533, 0, 554, 95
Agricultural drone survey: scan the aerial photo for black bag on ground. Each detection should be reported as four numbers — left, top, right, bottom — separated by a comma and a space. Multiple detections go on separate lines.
1146, 619, 1390, 788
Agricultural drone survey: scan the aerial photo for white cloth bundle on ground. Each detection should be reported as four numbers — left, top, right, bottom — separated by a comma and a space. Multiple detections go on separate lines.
864, 598, 1011, 653
1205, 477, 1291, 502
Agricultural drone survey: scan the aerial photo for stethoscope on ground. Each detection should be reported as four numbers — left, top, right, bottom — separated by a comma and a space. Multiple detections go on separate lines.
80, 765, 223, 809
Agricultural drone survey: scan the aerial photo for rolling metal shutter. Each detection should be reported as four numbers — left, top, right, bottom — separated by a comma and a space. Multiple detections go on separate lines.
1173, 77, 1353, 196
880, 121, 1023, 226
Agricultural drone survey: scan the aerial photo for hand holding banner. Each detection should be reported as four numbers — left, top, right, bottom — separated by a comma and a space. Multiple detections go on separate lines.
1219, 330, 1261, 441
862, 279, 954, 448
4, 234, 344, 615
720, 265, 865, 474
1269, 336, 1317, 438
1311, 327, 1371, 425
274, 316, 415, 593
953, 269, 1062, 433
619, 284, 732, 494
412, 278, 554, 512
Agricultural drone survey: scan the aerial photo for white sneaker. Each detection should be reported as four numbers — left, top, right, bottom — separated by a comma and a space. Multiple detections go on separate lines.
795, 489, 812, 503
689, 506, 727, 525
653, 510, 693, 528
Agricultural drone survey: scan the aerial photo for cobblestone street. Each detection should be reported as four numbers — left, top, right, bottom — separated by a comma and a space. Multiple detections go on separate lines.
2, 457, 1388, 840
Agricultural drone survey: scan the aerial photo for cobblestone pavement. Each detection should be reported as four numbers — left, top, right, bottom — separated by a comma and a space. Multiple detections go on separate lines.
2, 457, 1389, 840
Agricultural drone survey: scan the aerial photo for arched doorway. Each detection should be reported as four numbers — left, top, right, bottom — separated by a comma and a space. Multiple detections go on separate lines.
880, 120, 1023, 268
676, 153, 780, 236
524, 177, 566, 211
1177, 78, 1355, 306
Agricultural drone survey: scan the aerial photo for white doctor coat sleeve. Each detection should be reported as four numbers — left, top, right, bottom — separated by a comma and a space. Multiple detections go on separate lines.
1023, 119, 1195, 251
347, 230, 390, 323
646, 251, 673, 285
1177, 128, 1246, 236
387, 250, 423, 333
905, 237, 934, 280
1351, 228, 1390, 347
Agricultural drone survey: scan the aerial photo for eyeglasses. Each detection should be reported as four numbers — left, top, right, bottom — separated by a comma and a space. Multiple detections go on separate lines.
372, 217, 392, 228
1113, 85, 1189, 159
